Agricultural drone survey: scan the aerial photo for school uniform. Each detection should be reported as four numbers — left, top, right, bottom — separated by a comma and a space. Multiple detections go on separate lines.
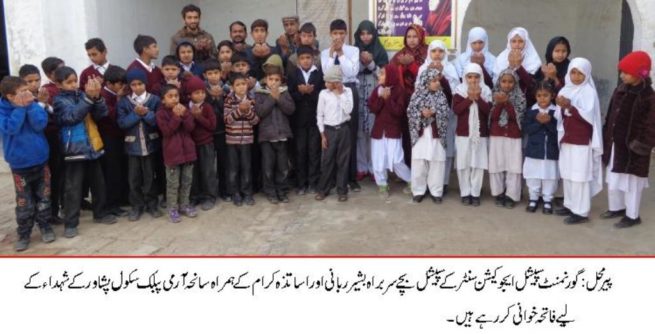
224, 91, 260, 197
523, 104, 560, 203
99, 86, 129, 212
557, 58, 603, 219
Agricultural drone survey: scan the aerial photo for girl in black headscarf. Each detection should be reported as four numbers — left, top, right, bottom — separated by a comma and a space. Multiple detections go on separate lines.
535, 36, 571, 94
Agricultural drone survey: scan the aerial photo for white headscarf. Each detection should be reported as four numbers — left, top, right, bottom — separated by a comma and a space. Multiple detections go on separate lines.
557, 57, 603, 196
454, 63, 492, 145
417, 40, 460, 91
455, 27, 496, 78
493, 27, 542, 81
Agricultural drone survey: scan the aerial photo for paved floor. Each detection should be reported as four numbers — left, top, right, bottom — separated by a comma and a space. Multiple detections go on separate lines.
0, 161, 654, 255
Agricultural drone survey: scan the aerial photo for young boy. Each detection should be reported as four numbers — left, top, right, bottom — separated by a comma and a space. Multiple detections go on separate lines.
202, 59, 230, 201
286, 22, 322, 77
601, 51, 655, 228
321, 19, 361, 192
0, 76, 54, 251
117, 69, 163, 221
99, 65, 129, 218
53, 66, 116, 239
224, 72, 260, 206
80, 38, 110, 88
246, 19, 282, 81
39, 57, 65, 224
315, 65, 354, 202
185, 76, 218, 210
127, 35, 164, 96
161, 55, 182, 87
255, 56, 296, 204
287, 46, 325, 195
231, 53, 257, 94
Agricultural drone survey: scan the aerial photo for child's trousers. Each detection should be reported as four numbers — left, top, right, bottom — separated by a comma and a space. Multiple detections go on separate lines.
457, 168, 484, 197
12, 164, 51, 238
128, 155, 157, 210
490, 172, 522, 201
226, 144, 253, 196
166, 163, 194, 209
191, 142, 219, 203
526, 179, 558, 202
261, 141, 290, 196
62, 159, 108, 228
318, 123, 352, 196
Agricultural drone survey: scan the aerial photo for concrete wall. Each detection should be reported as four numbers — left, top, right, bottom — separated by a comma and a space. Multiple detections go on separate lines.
461, 0, 622, 111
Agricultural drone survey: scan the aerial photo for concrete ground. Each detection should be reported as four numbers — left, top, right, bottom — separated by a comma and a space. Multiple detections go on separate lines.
0, 159, 654, 255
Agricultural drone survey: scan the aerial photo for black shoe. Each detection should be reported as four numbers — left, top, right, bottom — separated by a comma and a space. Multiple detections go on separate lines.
600, 209, 626, 219
526, 200, 538, 213
442, 185, 449, 197
471, 197, 481, 207
555, 207, 572, 216
542, 202, 553, 215
233, 194, 243, 207
267, 195, 279, 205
200, 200, 215, 211
244, 195, 255, 206
503, 198, 515, 209
278, 194, 290, 203
614, 216, 641, 228
431, 195, 442, 204
94, 214, 117, 225
565, 214, 589, 225
461, 196, 472, 206
495, 195, 505, 207
338, 194, 348, 202
128, 207, 143, 222
315, 192, 327, 201
40, 226, 56, 243
15, 237, 30, 252
64, 227, 78, 238
412, 195, 424, 203
110, 207, 129, 217
349, 181, 361, 192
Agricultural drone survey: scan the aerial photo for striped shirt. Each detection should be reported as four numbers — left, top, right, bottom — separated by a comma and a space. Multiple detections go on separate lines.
224, 92, 259, 145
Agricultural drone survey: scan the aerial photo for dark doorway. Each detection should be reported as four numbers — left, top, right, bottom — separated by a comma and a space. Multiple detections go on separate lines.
618, 0, 634, 83
0, 0, 8, 81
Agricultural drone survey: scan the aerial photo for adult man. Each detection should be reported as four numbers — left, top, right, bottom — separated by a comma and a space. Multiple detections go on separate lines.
170, 4, 216, 61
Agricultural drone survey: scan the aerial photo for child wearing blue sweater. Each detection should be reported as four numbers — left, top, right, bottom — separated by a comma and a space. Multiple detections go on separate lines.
0, 76, 54, 251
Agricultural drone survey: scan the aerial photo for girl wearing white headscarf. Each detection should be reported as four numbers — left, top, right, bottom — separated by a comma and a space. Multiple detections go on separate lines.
555, 57, 603, 224
455, 27, 496, 88
416, 40, 459, 195
493, 27, 542, 83
453, 63, 492, 206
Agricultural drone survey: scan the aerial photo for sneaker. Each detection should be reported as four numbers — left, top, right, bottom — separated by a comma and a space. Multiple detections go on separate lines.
338, 194, 348, 202
461, 196, 472, 206
180, 205, 198, 218
495, 195, 505, 207
504, 198, 515, 209
471, 197, 481, 207
600, 209, 626, 219
614, 216, 641, 228
349, 181, 361, 192
565, 214, 589, 225
233, 194, 243, 207
64, 227, 78, 238
40, 226, 56, 243
128, 207, 143, 222
267, 195, 280, 205
278, 194, 290, 203
526, 200, 538, 213
200, 200, 216, 211
542, 202, 553, 215
412, 195, 424, 203
15, 237, 30, 252
244, 195, 255, 206
168, 209, 182, 223
93, 214, 117, 225
148, 207, 163, 219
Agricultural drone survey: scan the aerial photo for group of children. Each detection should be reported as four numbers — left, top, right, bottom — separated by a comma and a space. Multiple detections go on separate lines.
0, 15, 653, 252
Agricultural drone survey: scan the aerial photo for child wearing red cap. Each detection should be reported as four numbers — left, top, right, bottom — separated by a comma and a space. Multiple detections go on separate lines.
601, 51, 655, 228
